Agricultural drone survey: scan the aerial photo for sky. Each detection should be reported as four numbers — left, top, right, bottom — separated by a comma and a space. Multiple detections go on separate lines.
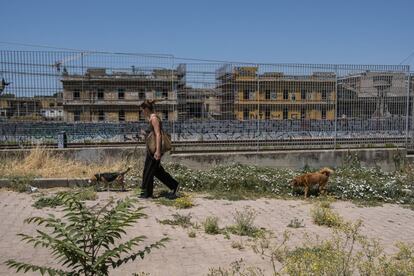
1, 0, 414, 67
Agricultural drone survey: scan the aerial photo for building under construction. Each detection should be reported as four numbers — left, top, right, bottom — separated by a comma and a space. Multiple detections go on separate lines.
0, 93, 63, 121
61, 67, 185, 122
216, 66, 336, 121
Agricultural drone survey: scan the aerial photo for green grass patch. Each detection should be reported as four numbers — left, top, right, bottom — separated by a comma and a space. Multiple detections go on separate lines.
311, 203, 343, 228
157, 213, 193, 228
203, 216, 221, 235
32, 188, 97, 209
155, 193, 194, 209
163, 158, 414, 206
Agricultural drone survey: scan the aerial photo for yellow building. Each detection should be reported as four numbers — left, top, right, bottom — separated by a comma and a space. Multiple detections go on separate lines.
0, 93, 63, 121
216, 66, 336, 121
61, 67, 185, 122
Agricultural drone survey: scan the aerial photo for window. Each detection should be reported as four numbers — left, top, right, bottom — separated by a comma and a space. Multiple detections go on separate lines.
119, 110, 125, 122
49, 103, 55, 107
265, 90, 271, 100
243, 89, 250, 100
73, 90, 80, 100
139, 90, 146, 100
291, 93, 296, 101
283, 107, 288, 120
155, 91, 163, 99
118, 89, 125, 100
270, 91, 277, 100
283, 90, 289, 100
301, 90, 307, 100
301, 107, 306, 119
321, 107, 327, 119
243, 110, 249, 120
265, 110, 271, 120
97, 89, 104, 100
98, 110, 105, 121
74, 110, 81, 121
138, 112, 145, 121
162, 89, 168, 99
322, 90, 327, 100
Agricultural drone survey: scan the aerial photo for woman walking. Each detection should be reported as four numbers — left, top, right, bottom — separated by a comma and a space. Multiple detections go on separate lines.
139, 100, 179, 198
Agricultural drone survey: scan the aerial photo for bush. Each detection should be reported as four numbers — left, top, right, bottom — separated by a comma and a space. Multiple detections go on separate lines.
231, 240, 245, 250
173, 195, 194, 209
188, 229, 196, 238
311, 203, 343, 228
239, 220, 414, 275
157, 213, 193, 228
287, 217, 305, 228
226, 207, 264, 237
207, 259, 265, 276
6, 193, 168, 276
165, 162, 414, 206
165, 163, 294, 200
203, 216, 221, 235
155, 193, 194, 209
32, 195, 63, 209
7, 175, 34, 193
32, 188, 98, 209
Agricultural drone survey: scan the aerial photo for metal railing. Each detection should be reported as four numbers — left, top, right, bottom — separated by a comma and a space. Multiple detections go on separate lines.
0, 50, 411, 151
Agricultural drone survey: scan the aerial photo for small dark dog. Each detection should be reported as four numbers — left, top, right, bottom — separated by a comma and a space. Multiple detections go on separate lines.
89, 167, 131, 191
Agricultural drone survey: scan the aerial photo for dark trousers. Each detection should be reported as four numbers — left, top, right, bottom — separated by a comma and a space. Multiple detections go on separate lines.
141, 151, 179, 197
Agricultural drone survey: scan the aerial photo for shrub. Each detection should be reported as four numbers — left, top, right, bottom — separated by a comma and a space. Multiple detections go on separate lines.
188, 229, 196, 238
32, 188, 98, 209
7, 175, 34, 193
207, 259, 265, 276
287, 217, 305, 228
231, 240, 245, 250
203, 216, 221, 235
165, 163, 294, 199
32, 195, 63, 209
164, 162, 414, 207
155, 193, 194, 209
226, 207, 264, 237
157, 213, 193, 228
214, 220, 414, 276
311, 203, 343, 228
6, 192, 168, 276
173, 195, 194, 209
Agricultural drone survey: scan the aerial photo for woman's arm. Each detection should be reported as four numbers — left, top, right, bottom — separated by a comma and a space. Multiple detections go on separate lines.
150, 114, 162, 160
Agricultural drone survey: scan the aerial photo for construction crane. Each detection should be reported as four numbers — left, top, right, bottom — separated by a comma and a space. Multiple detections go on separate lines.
0, 78, 11, 95
52, 52, 89, 74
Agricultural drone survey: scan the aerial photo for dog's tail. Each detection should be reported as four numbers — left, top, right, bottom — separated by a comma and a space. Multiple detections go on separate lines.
121, 167, 131, 175
319, 167, 334, 176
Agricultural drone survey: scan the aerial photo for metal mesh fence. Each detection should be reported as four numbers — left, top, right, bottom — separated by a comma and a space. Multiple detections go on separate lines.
0, 50, 411, 151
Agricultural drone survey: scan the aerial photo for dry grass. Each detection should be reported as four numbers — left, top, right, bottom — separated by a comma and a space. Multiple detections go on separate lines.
0, 146, 142, 179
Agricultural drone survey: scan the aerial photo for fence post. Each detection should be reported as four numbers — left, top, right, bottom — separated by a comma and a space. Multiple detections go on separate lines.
334, 65, 338, 150
405, 70, 411, 149
58, 131, 67, 148
172, 56, 175, 143
257, 64, 260, 153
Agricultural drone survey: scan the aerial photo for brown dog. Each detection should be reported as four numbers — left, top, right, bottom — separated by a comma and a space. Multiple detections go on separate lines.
89, 167, 131, 191
290, 168, 334, 198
